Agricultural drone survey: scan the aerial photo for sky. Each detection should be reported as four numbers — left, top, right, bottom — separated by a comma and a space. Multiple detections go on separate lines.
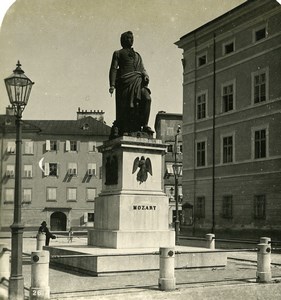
0, 0, 247, 128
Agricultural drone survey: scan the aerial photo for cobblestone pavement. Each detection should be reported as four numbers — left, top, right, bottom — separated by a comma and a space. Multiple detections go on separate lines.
1, 234, 281, 299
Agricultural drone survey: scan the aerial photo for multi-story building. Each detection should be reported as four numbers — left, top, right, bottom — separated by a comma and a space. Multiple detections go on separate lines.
154, 111, 189, 226
175, 0, 281, 237
0, 107, 111, 231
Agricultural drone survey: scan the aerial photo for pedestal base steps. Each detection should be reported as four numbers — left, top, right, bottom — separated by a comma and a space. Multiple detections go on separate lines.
48, 245, 227, 276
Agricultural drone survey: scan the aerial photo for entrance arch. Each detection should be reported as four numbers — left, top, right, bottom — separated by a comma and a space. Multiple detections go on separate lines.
50, 211, 67, 231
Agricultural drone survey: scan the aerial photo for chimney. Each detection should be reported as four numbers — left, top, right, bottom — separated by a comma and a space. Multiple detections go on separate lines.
77, 107, 105, 122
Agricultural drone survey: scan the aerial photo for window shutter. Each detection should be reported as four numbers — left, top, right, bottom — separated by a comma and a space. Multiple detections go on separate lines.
84, 212, 88, 223
31, 142, 34, 154
46, 140, 50, 151
24, 141, 28, 154
88, 142, 93, 152
56, 163, 59, 176
77, 141, 80, 152
57, 140, 60, 151
65, 140, 70, 151
44, 163, 49, 176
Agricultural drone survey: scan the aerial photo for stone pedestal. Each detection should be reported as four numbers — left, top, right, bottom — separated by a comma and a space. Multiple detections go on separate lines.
88, 136, 175, 249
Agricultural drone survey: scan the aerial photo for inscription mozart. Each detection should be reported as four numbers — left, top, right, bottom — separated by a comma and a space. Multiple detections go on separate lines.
133, 205, 156, 210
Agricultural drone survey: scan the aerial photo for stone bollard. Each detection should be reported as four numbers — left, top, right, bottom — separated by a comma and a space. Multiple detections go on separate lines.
256, 243, 271, 283
0, 244, 10, 300
158, 247, 176, 291
30, 250, 50, 299
0, 244, 10, 279
206, 233, 215, 249
36, 233, 46, 250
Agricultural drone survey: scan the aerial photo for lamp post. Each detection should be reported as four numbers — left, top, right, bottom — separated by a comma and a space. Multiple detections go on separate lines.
172, 125, 182, 245
4, 61, 34, 300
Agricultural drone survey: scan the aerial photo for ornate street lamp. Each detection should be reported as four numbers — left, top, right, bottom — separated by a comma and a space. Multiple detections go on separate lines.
173, 125, 182, 245
4, 61, 34, 300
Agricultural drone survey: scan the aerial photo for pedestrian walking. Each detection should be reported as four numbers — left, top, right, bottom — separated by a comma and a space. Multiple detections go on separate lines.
68, 228, 73, 243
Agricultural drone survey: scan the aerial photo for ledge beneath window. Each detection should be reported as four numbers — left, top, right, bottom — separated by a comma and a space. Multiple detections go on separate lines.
4, 201, 14, 204
44, 207, 72, 211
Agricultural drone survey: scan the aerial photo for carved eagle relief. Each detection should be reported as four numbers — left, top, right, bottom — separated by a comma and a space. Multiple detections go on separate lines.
132, 156, 152, 184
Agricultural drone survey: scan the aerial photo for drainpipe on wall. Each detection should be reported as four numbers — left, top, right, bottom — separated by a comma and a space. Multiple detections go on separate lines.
212, 32, 216, 234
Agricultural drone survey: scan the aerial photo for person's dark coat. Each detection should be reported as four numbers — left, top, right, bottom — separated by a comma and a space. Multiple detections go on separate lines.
38, 221, 56, 246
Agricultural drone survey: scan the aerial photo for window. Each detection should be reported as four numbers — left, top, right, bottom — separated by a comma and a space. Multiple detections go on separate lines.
222, 136, 233, 163
254, 195, 266, 219
6, 165, 15, 177
87, 163, 96, 176
196, 141, 206, 167
23, 189, 32, 203
88, 141, 97, 152
47, 188, 57, 201
179, 144, 183, 153
222, 195, 233, 218
166, 127, 174, 136
166, 163, 174, 176
195, 196, 205, 219
222, 83, 234, 112
24, 165, 32, 178
46, 140, 58, 151
44, 163, 59, 176
24, 141, 34, 154
87, 188, 96, 201
254, 129, 267, 159
7, 141, 15, 153
67, 188, 77, 201
254, 26, 266, 42
66, 140, 78, 152
70, 141, 78, 151
88, 213, 95, 222
165, 186, 174, 197
82, 123, 89, 130
223, 40, 235, 55
167, 145, 173, 153
68, 162, 78, 176
197, 53, 207, 67
5, 188, 14, 203
253, 71, 266, 103
197, 93, 206, 120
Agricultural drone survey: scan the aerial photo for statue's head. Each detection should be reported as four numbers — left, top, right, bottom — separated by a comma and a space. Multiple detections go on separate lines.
120, 31, 134, 48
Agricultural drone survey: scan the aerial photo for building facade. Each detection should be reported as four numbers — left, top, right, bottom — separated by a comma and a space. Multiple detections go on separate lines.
176, 0, 281, 237
0, 107, 111, 231
154, 111, 187, 227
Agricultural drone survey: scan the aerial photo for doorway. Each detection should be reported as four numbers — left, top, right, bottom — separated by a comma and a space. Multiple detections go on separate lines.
50, 211, 67, 231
